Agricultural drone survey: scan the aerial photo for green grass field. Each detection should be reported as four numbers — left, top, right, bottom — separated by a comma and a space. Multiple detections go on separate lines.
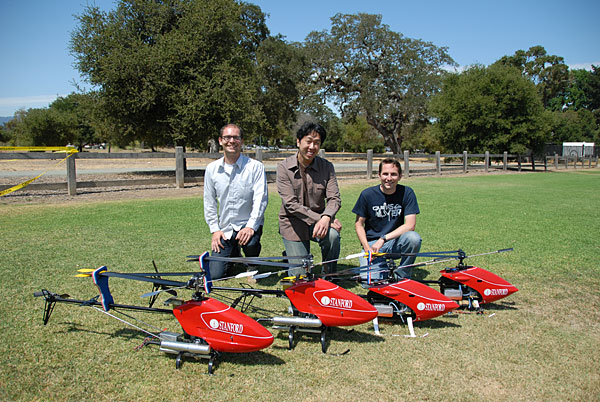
1, 170, 598, 401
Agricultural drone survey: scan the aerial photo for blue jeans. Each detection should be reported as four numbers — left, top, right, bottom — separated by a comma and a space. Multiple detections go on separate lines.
209, 226, 263, 279
283, 227, 340, 276
360, 231, 422, 283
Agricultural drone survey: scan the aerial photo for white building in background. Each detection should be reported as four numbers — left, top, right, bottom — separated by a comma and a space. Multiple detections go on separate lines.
562, 142, 595, 158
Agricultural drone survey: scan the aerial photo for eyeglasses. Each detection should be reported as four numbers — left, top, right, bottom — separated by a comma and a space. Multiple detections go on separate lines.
221, 135, 241, 142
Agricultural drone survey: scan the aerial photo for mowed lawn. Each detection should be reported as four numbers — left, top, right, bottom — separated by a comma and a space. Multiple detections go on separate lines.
1, 170, 598, 401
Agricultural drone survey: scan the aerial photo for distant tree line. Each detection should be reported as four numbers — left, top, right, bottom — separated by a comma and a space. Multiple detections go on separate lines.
1, 0, 599, 155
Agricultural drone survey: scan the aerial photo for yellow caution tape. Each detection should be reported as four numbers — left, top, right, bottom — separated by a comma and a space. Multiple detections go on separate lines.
0, 150, 78, 197
0, 146, 77, 153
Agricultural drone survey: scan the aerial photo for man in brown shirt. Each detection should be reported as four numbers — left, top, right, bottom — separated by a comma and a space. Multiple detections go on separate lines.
277, 122, 342, 276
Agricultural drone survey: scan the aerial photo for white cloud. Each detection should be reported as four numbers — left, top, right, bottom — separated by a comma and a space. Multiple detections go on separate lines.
0, 94, 65, 116
568, 62, 599, 71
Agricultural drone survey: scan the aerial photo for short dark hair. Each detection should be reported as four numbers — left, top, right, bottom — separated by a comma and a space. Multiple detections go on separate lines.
296, 121, 326, 144
220, 123, 243, 138
378, 158, 402, 175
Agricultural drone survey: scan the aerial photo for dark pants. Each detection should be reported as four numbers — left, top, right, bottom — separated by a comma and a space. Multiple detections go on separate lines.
209, 226, 263, 279
283, 226, 340, 276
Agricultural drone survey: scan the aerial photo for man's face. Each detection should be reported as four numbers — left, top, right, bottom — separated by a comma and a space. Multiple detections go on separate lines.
219, 126, 242, 156
297, 131, 321, 165
379, 163, 401, 192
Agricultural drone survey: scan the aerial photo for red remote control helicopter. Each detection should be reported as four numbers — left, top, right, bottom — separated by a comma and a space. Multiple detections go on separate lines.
317, 252, 459, 336
188, 253, 379, 353
34, 252, 274, 373
411, 248, 519, 310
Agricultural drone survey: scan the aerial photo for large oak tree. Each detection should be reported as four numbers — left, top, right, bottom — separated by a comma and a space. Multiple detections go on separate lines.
70, 0, 301, 149
494, 46, 569, 110
303, 13, 454, 154
429, 64, 549, 154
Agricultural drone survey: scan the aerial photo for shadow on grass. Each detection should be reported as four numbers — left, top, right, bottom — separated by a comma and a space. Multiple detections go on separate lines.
61, 322, 149, 341
269, 326, 385, 353
216, 350, 285, 368
374, 316, 462, 331
61, 321, 286, 372
162, 349, 286, 373
410, 317, 462, 330
480, 300, 519, 311
412, 267, 435, 281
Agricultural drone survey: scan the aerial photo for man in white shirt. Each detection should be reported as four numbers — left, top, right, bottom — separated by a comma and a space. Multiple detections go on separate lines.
203, 124, 268, 278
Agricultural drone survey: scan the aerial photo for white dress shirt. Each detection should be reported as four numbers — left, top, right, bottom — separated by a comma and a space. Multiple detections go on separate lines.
204, 154, 268, 240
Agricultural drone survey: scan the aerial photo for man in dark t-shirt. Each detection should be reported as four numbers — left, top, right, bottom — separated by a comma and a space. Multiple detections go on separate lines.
353, 158, 422, 283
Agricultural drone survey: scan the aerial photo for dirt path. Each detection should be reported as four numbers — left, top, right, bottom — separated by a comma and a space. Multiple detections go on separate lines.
0, 153, 550, 205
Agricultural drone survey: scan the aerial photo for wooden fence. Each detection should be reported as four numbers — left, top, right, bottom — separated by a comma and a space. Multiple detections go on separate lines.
1, 147, 597, 196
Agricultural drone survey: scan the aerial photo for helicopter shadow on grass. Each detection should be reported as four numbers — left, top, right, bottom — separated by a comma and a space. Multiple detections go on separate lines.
268, 330, 384, 355
61, 321, 286, 371
402, 317, 461, 331
62, 322, 149, 341
479, 300, 519, 311
411, 267, 437, 281
269, 324, 386, 353
210, 350, 285, 370
159, 348, 286, 374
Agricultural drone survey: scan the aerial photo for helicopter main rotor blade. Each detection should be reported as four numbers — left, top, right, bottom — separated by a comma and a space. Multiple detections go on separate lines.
186, 254, 310, 270
186, 254, 310, 261
96, 271, 187, 287
317, 250, 461, 266
141, 285, 188, 298
212, 270, 259, 282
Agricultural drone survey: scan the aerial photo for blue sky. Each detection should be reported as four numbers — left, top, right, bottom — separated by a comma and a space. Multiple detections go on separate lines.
1, 0, 599, 116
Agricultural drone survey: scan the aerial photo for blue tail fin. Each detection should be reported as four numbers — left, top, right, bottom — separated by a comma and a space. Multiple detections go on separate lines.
92, 266, 114, 311
199, 251, 212, 294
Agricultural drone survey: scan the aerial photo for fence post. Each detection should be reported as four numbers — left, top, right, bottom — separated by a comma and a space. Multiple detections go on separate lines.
366, 149, 373, 179
554, 153, 558, 169
436, 151, 441, 175
66, 153, 77, 196
175, 146, 184, 188
255, 147, 263, 162
485, 151, 489, 173
319, 149, 325, 159
503, 151, 507, 171
531, 153, 536, 171
463, 151, 468, 174
518, 154, 522, 172
403, 150, 410, 178
589, 156, 592, 168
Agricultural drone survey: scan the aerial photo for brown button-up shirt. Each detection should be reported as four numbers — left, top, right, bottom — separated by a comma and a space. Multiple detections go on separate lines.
277, 154, 341, 241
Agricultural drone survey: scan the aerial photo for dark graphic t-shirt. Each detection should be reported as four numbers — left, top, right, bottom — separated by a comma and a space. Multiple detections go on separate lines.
352, 184, 419, 241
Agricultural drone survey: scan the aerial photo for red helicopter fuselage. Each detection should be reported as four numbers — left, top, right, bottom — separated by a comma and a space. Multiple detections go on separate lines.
172, 297, 274, 353
368, 279, 459, 321
439, 265, 519, 304
284, 278, 378, 327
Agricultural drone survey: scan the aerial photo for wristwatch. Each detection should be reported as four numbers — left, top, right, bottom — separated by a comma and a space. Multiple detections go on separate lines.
379, 234, 387, 242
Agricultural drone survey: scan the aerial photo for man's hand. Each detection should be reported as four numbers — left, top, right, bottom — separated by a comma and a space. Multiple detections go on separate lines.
211, 231, 225, 252
312, 215, 331, 239
370, 238, 385, 253
330, 218, 342, 233
235, 227, 255, 246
